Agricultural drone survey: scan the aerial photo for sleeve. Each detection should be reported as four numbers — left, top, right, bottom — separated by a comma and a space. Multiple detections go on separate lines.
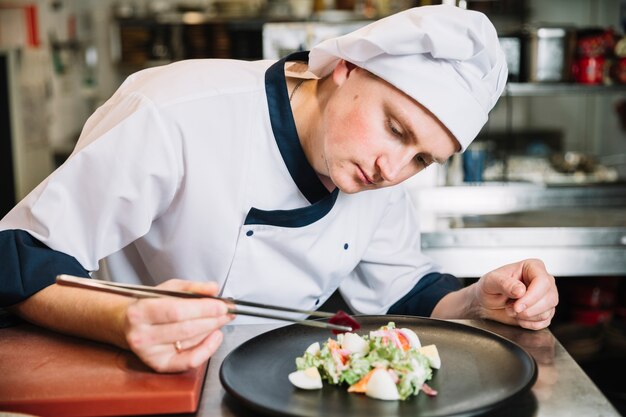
0, 229, 89, 307
0, 90, 183, 272
386, 272, 462, 317
339, 187, 450, 315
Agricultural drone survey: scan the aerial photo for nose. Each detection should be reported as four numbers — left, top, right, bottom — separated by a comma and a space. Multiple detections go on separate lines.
377, 147, 417, 183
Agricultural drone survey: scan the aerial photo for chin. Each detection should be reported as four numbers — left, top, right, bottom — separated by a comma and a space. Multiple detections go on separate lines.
335, 179, 371, 194
338, 186, 361, 194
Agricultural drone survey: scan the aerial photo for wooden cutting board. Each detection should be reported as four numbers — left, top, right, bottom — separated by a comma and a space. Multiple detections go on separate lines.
0, 323, 207, 416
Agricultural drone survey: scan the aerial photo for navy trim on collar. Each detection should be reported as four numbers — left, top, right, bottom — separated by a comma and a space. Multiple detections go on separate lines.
264, 51, 330, 205
245, 188, 339, 227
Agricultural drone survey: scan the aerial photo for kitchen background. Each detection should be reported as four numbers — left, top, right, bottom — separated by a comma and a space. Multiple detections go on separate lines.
1, 0, 625, 412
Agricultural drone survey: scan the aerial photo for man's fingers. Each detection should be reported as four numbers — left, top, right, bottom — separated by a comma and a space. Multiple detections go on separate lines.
513, 272, 558, 316
515, 290, 559, 319
480, 262, 526, 299
504, 307, 555, 331
127, 314, 232, 349
127, 297, 230, 325
516, 315, 554, 331
150, 331, 225, 373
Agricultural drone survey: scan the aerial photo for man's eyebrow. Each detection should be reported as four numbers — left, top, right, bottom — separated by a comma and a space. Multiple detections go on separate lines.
393, 111, 445, 165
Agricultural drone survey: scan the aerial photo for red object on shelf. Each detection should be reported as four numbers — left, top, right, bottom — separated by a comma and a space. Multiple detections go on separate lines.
0, 323, 207, 416
572, 56, 606, 84
24, 5, 39, 47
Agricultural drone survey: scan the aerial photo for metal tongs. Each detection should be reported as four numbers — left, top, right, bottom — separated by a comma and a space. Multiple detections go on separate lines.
56, 275, 357, 332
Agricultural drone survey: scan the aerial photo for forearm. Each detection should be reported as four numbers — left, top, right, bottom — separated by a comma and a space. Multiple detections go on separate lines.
430, 284, 481, 320
7, 283, 132, 349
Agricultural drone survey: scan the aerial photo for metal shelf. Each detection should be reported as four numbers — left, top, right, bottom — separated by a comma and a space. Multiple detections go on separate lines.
505, 82, 626, 96
415, 184, 626, 277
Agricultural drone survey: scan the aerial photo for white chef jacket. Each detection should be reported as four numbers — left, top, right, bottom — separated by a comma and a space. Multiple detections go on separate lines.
0, 52, 441, 323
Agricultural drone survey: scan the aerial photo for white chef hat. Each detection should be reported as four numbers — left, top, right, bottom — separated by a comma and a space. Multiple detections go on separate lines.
308, 5, 508, 151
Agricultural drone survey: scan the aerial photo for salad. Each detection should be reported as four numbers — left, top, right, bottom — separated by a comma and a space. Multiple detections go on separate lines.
288, 322, 440, 400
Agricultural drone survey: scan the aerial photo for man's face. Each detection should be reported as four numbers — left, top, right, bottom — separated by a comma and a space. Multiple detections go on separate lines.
317, 63, 460, 194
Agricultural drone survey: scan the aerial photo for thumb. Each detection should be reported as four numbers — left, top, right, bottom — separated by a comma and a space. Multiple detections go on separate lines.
482, 270, 526, 299
509, 281, 526, 299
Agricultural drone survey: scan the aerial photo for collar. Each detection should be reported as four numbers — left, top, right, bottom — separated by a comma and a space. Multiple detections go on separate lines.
264, 51, 331, 204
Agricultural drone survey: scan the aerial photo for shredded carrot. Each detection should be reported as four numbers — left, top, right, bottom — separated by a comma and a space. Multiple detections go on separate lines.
347, 369, 377, 393
396, 331, 411, 351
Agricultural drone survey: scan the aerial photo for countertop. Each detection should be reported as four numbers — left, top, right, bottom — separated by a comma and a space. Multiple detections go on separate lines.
198, 319, 621, 417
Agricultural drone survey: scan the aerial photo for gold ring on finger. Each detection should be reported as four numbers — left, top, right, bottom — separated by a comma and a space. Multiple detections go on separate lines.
174, 340, 183, 353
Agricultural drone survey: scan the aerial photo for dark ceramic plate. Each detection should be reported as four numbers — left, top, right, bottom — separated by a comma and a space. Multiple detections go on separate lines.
219, 316, 537, 417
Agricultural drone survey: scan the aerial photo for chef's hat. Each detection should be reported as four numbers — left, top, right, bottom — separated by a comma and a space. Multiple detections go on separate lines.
308, 5, 508, 151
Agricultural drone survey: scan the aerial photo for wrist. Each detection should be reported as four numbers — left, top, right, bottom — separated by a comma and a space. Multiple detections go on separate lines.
111, 300, 131, 349
431, 284, 479, 319
466, 282, 485, 319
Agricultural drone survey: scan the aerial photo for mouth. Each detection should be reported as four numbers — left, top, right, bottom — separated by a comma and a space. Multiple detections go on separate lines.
356, 165, 375, 185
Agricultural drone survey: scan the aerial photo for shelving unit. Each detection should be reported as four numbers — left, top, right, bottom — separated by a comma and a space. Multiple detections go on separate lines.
506, 82, 626, 96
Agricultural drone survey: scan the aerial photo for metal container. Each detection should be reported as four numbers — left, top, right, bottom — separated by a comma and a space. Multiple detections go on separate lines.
521, 26, 576, 82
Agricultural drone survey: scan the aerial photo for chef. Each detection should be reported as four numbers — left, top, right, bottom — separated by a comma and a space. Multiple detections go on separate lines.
1, 5, 558, 373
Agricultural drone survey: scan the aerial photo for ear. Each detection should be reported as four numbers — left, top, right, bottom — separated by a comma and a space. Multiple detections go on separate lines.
331, 59, 358, 86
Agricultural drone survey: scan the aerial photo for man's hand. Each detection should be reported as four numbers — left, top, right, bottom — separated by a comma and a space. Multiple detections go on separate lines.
432, 259, 559, 330
10, 279, 234, 374
473, 259, 559, 330
123, 280, 234, 373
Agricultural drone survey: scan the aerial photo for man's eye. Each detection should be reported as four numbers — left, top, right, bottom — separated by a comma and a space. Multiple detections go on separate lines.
388, 120, 403, 138
415, 154, 428, 166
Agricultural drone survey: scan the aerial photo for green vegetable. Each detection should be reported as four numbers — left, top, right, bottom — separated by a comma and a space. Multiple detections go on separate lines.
294, 322, 435, 400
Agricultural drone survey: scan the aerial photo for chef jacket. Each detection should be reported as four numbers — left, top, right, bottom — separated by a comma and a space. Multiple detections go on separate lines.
0, 52, 461, 322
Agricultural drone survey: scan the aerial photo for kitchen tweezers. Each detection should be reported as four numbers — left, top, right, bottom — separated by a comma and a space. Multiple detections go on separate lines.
56, 274, 353, 332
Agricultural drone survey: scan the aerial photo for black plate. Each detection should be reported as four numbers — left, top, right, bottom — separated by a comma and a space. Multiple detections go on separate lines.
219, 316, 537, 417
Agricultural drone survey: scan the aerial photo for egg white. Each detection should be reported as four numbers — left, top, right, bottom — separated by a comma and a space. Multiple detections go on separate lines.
365, 369, 399, 400
341, 332, 370, 355
288, 367, 323, 390
305, 341, 321, 356
418, 344, 441, 369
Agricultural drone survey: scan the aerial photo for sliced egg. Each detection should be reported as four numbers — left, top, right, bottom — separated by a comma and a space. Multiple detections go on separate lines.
305, 341, 320, 356
418, 344, 441, 369
398, 328, 421, 348
365, 369, 400, 400
288, 367, 323, 390
341, 332, 370, 355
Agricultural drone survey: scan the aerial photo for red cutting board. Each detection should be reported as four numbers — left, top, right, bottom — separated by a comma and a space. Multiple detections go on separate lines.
0, 323, 207, 416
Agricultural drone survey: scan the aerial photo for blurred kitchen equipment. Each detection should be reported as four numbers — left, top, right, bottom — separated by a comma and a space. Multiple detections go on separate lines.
573, 28, 617, 85
289, 0, 314, 18
462, 141, 488, 182
263, 20, 369, 60
573, 55, 605, 84
499, 33, 522, 82
550, 151, 597, 174
521, 25, 576, 82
